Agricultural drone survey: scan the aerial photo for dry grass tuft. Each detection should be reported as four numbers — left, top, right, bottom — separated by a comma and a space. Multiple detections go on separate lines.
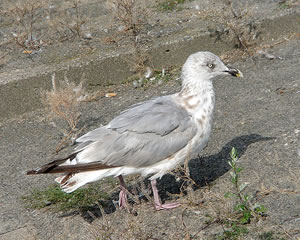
41, 73, 87, 152
108, 0, 150, 38
89, 206, 114, 240
1, 0, 88, 50
0, 51, 9, 66
197, 1, 260, 57
2, 0, 46, 50
107, 0, 153, 74
220, 33, 299, 63
89, 205, 155, 240
222, 1, 259, 52
46, 0, 88, 40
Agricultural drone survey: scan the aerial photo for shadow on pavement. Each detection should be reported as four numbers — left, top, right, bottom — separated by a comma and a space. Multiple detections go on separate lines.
66, 134, 274, 222
157, 134, 274, 200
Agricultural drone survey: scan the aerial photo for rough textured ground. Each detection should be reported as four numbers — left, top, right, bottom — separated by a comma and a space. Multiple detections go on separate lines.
0, 0, 298, 74
1, 38, 300, 239
0, 0, 299, 120
1, 0, 300, 239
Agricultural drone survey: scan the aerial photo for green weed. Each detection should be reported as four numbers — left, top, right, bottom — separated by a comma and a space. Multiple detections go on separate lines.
278, 1, 289, 9
258, 231, 275, 240
130, 66, 180, 89
22, 183, 109, 212
225, 147, 266, 222
218, 223, 249, 240
157, 0, 186, 11
258, 231, 286, 240
218, 147, 267, 239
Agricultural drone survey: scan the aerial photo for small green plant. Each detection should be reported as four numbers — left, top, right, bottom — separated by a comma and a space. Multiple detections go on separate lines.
258, 231, 275, 240
23, 183, 109, 212
129, 66, 180, 89
218, 223, 249, 240
225, 147, 266, 223
157, 0, 186, 11
217, 147, 267, 239
278, 1, 288, 9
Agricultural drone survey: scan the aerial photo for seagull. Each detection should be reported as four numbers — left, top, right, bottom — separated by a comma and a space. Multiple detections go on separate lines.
27, 51, 243, 210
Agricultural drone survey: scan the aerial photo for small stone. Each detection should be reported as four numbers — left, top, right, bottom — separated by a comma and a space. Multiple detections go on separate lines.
84, 32, 92, 39
133, 80, 139, 88
118, 25, 125, 32
144, 67, 153, 79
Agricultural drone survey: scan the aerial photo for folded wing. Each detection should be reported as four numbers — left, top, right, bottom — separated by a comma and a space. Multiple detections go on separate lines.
28, 96, 197, 174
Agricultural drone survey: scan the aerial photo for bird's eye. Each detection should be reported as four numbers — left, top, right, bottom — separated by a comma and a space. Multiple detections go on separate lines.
207, 63, 214, 68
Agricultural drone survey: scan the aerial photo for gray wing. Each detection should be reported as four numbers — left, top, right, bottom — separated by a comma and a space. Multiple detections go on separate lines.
75, 96, 197, 167
108, 96, 193, 135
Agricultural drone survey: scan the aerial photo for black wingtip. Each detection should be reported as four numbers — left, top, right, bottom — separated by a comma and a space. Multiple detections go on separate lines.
26, 152, 80, 175
26, 170, 38, 175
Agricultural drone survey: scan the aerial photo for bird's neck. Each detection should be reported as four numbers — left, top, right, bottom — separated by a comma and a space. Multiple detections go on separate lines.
177, 80, 215, 118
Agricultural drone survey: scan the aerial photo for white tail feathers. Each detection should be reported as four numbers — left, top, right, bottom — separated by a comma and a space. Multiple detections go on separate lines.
55, 167, 128, 193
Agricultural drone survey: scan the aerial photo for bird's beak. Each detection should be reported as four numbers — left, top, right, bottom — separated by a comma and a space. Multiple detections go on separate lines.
224, 67, 243, 78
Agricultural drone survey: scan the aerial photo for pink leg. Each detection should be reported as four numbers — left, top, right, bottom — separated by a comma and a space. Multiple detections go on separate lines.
151, 179, 180, 210
118, 175, 128, 209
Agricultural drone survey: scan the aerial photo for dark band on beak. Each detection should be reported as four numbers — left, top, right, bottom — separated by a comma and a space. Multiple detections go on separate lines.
224, 68, 243, 78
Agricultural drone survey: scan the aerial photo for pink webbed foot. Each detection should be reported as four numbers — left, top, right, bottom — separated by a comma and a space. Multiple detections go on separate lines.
151, 179, 181, 211
118, 188, 128, 209
118, 175, 128, 209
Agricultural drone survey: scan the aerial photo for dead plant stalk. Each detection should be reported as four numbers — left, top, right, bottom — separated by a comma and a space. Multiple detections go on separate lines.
41, 73, 85, 153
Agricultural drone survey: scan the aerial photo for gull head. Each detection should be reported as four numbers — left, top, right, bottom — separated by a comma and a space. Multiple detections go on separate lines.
181, 51, 243, 85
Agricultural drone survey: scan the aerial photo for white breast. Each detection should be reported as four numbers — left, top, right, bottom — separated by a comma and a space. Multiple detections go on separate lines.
177, 85, 215, 159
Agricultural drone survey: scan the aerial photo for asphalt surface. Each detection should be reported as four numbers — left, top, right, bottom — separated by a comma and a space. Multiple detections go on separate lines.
1, 38, 300, 239
1, 0, 299, 120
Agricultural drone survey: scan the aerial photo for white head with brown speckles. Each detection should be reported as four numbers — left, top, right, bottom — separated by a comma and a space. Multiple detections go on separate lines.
181, 51, 243, 88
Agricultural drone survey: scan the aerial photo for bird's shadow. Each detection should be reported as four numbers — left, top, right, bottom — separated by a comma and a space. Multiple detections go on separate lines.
157, 134, 274, 200
68, 134, 273, 222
